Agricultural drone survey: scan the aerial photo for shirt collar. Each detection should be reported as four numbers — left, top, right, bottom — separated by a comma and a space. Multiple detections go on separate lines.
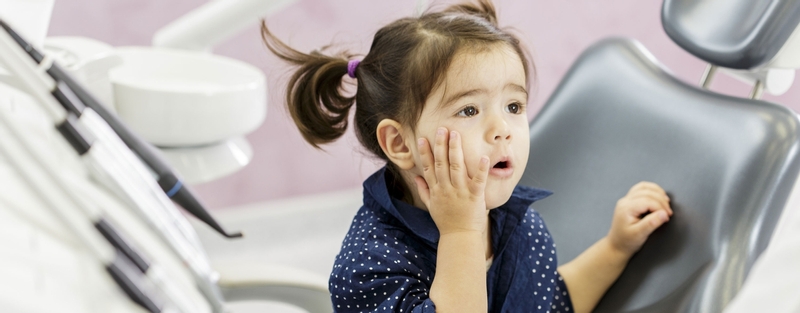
362, 166, 553, 246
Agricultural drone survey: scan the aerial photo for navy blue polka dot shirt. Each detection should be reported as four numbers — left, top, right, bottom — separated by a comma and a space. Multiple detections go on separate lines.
329, 167, 574, 313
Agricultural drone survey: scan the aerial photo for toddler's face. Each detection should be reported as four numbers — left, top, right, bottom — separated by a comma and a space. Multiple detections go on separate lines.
411, 44, 530, 209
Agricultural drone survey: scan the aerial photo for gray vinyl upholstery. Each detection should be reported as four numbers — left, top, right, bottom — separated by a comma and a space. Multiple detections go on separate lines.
520, 38, 800, 313
662, 0, 800, 69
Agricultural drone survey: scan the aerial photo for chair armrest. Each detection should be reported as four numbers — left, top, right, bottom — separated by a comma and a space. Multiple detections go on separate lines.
213, 260, 331, 313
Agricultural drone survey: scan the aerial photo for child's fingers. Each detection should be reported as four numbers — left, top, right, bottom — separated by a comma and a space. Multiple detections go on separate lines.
448, 131, 466, 187
622, 197, 665, 220
414, 176, 431, 209
628, 190, 672, 216
628, 181, 667, 197
417, 138, 437, 186
469, 156, 490, 194
433, 127, 451, 186
634, 210, 669, 235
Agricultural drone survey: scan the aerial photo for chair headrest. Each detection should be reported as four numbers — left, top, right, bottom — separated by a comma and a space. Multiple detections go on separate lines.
662, 0, 800, 70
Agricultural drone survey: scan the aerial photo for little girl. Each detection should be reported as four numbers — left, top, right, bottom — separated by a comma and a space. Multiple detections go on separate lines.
262, 1, 672, 312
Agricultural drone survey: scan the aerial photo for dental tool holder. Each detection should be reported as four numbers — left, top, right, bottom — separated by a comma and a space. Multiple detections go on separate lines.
0, 24, 226, 312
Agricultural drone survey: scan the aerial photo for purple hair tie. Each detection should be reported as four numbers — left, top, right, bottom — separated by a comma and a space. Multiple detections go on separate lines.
347, 59, 360, 78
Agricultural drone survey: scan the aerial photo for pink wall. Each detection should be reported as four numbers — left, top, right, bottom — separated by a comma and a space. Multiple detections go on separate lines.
48, 0, 800, 209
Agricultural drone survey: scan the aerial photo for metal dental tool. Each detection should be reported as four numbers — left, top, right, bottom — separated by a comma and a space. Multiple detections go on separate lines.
0, 95, 203, 312
0, 94, 174, 313
0, 18, 243, 239
0, 25, 228, 313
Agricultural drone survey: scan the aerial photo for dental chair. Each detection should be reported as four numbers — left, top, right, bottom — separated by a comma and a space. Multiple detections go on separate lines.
520, 1, 800, 312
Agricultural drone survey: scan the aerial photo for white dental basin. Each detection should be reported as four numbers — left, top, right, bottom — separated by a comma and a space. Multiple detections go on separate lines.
109, 47, 266, 147
159, 136, 253, 184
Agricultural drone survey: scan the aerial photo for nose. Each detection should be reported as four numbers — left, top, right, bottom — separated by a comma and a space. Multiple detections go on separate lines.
485, 113, 511, 142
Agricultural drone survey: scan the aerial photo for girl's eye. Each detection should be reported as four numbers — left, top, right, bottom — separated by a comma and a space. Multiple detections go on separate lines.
506, 102, 522, 114
456, 106, 478, 117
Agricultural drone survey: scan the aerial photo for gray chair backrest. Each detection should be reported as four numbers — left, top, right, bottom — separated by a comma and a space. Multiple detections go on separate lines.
662, 0, 800, 69
520, 38, 800, 313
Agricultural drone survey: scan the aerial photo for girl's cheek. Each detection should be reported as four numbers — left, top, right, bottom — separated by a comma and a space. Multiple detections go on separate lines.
455, 117, 480, 129
459, 142, 482, 170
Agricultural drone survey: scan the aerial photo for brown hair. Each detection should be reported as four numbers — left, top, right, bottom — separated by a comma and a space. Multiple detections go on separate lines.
262, 0, 533, 160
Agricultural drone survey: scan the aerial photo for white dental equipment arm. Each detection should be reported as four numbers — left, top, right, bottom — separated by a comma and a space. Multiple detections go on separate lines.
152, 0, 432, 51
0, 24, 228, 313
152, 0, 298, 51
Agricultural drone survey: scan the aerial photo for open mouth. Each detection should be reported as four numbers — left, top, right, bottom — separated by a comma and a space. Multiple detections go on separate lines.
489, 158, 513, 178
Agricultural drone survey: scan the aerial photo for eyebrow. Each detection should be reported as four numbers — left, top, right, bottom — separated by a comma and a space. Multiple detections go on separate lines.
440, 88, 485, 109
439, 83, 528, 109
508, 84, 528, 97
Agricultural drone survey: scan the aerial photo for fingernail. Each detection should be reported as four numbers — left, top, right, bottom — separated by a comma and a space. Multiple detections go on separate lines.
480, 156, 489, 165
659, 211, 669, 222
450, 131, 456, 139
437, 128, 445, 136
417, 138, 424, 148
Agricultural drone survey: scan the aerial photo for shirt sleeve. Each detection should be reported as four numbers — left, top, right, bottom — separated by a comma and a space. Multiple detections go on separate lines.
330, 234, 437, 313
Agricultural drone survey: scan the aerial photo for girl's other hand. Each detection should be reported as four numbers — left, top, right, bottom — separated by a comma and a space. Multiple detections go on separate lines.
607, 182, 673, 257
415, 127, 491, 236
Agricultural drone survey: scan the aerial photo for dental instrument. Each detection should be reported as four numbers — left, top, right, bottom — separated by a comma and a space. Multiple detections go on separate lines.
0, 24, 229, 313
0, 102, 169, 313
0, 19, 243, 239
3, 107, 203, 313
0, 103, 203, 313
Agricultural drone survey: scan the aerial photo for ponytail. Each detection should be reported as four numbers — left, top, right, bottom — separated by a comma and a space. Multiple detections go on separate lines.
261, 21, 357, 149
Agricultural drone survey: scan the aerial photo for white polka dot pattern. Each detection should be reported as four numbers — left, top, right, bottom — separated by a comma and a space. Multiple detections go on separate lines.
329, 167, 574, 313
330, 206, 436, 313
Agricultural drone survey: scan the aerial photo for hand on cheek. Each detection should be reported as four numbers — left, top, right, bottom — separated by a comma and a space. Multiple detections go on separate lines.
607, 182, 673, 256
414, 127, 490, 235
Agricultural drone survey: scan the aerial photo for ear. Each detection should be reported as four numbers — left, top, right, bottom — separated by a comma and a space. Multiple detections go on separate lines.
377, 119, 415, 170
